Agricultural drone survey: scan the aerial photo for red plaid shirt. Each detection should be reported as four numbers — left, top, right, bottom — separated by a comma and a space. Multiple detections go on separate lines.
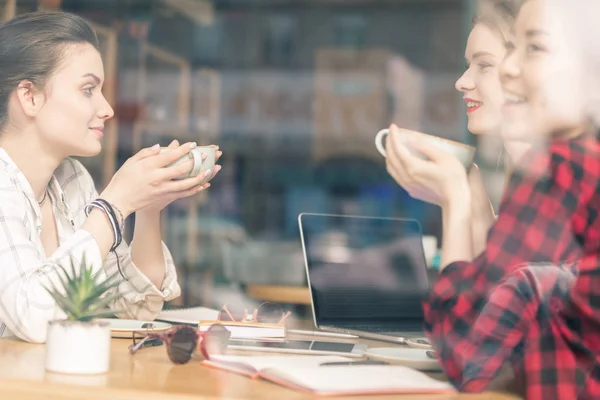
424, 137, 600, 399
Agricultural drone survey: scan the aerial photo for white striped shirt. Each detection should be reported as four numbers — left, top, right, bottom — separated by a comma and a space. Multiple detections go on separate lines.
0, 149, 181, 342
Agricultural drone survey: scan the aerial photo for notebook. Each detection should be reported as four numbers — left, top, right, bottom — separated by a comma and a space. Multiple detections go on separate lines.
156, 306, 220, 324
203, 355, 454, 396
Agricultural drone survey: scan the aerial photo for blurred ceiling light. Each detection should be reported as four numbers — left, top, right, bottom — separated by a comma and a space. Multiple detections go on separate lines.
163, 0, 214, 26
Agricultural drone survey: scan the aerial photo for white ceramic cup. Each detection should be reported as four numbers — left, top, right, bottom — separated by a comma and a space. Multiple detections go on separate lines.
160, 146, 215, 184
375, 128, 475, 169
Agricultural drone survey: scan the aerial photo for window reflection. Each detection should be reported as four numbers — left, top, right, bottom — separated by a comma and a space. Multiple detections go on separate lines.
18, 0, 505, 309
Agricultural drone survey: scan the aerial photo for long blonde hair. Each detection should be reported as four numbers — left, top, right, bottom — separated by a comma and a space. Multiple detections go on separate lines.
473, 0, 523, 42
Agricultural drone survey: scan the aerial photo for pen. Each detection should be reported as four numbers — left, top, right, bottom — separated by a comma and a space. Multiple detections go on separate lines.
320, 361, 389, 367
287, 329, 359, 339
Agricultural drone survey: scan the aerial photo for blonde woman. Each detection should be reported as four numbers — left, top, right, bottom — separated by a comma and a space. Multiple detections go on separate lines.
386, 1, 524, 268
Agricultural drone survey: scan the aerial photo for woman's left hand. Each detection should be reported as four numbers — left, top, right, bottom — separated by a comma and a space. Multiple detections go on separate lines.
385, 124, 469, 208
139, 140, 223, 214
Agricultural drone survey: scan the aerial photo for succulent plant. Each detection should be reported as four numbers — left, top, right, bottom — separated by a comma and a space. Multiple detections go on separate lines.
45, 256, 124, 322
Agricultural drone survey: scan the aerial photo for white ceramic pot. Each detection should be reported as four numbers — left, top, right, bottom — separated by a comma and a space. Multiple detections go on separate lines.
45, 320, 111, 375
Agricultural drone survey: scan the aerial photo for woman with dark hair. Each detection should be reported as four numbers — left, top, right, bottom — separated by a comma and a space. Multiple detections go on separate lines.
0, 11, 221, 343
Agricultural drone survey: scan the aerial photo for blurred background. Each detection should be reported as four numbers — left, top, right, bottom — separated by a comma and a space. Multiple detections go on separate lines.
1, 0, 507, 311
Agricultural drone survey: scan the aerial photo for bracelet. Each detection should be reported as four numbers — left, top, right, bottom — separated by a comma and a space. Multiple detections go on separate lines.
85, 199, 122, 251
85, 202, 118, 249
94, 198, 125, 233
98, 199, 123, 250
95, 199, 127, 280
85, 201, 120, 250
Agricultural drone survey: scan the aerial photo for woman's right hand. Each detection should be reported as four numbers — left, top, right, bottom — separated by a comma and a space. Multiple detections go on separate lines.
385, 124, 470, 209
99, 142, 207, 217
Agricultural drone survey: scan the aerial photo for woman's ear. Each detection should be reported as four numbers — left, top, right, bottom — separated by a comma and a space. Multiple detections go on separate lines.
15, 80, 45, 117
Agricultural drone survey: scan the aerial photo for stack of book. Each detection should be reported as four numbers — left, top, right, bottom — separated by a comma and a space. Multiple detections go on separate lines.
157, 306, 286, 340
198, 320, 285, 340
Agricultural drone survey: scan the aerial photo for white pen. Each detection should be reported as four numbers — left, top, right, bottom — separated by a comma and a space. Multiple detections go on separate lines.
287, 329, 359, 339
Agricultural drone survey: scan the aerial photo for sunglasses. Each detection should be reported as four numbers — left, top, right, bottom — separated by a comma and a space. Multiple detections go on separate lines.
129, 324, 231, 364
218, 301, 291, 324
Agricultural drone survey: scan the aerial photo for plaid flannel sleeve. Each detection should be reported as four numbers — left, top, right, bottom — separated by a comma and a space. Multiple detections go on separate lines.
423, 141, 587, 391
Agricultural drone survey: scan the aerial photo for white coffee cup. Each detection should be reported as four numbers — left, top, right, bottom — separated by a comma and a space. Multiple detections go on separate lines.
160, 146, 215, 184
375, 128, 475, 169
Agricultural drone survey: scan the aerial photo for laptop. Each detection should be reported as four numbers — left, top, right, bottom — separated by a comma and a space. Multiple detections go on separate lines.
298, 213, 429, 344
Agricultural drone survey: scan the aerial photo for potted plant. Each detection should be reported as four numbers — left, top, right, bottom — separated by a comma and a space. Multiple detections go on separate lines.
44, 256, 123, 375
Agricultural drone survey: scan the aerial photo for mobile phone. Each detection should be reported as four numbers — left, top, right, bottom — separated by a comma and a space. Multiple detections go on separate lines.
227, 339, 367, 357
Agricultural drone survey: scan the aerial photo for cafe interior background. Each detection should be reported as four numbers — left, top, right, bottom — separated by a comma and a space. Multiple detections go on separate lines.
1, 0, 506, 313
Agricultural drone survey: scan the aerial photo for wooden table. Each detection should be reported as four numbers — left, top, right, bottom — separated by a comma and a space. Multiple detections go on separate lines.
0, 334, 522, 400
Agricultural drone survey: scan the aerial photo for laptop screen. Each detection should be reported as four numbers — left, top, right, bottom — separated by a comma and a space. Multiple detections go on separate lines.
299, 213, 429, 329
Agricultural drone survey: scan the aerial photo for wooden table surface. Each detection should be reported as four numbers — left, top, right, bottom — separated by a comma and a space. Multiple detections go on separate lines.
0, 332, 522, 400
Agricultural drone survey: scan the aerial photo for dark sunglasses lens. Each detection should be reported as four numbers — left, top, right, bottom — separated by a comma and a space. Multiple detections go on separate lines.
256, 302, 284, 323
205, 325, 231, 356
169, 327, 197, 364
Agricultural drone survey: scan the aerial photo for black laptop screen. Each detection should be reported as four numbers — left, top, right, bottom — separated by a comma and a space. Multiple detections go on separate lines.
300, 214, 429, 329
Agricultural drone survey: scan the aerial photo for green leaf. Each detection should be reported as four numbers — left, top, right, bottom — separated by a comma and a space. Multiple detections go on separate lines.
44, 255, 125, 322
86, 293, 123, 312
47, 290, 80, 320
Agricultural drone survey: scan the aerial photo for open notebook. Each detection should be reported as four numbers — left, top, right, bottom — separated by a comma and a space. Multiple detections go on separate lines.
203, 355, 454, 396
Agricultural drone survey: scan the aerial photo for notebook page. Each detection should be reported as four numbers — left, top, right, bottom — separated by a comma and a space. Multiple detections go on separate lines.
209, 355, 351, 372
157, 307, 219, 324
264, 365, 454, 394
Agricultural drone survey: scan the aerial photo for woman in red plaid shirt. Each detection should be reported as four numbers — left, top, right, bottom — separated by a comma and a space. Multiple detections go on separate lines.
387, 0, 600, 398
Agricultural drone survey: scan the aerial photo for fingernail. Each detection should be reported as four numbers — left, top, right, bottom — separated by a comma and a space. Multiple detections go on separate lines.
215, 164, 222, 172
189, 142, 197, 149
204, 169, 212, 177
151, 144, 160, 150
